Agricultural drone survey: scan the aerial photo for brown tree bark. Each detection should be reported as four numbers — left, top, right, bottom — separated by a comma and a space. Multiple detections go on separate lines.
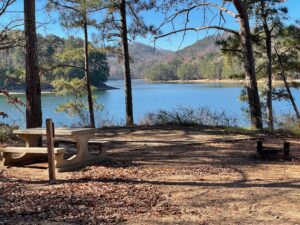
119, 0, 134, 126
233, 0, 263, 129
260, 0, 274, 130
24, 0, 42, 128
83, 18, 95, 128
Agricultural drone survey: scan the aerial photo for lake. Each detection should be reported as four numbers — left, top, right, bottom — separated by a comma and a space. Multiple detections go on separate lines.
0, 80, 298, 128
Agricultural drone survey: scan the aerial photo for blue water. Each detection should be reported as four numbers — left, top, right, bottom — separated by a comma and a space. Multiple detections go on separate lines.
0, 80, 298, 127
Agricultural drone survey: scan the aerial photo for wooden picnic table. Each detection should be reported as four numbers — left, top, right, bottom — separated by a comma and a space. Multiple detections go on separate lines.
2, 128, 105, 171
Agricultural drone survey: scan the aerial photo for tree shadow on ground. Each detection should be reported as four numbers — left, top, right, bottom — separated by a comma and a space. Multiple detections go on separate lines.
1, 127, 299, 189
1, 172, 300, 189
106, 140, 299, 167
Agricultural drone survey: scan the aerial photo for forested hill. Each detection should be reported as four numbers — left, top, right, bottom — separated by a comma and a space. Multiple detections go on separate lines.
0, 32, 226, 89
0, 34, 244, 88
0, 35, 110, 90
177, 36, 221, 59
108, 35, 237, 80
108, 42, 174, 79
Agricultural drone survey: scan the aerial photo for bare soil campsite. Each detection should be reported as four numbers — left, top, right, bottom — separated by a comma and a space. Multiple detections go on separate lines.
1, 126, 299, 225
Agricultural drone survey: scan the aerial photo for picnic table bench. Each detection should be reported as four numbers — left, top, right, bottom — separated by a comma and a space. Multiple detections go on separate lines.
1, 128, 107, 171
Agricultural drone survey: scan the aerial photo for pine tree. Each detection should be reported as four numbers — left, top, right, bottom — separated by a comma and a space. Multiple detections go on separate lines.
273, 25, 300, 119
155, 0, 263, 129
24, 0, 42, 128
250, 0, 288, 130
47, 0, 104, 128
97, 0, 156, 126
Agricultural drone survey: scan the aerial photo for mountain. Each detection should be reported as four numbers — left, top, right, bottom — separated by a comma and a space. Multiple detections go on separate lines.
178, 36, 221, 60
107, 42, 174, 79
108, 35, 222, 79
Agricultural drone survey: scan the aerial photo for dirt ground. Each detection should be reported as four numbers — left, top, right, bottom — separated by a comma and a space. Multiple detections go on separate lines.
1, 126, 300, 225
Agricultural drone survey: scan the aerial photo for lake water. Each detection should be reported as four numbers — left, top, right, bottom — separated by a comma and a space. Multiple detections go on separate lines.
0, 80, 298, 128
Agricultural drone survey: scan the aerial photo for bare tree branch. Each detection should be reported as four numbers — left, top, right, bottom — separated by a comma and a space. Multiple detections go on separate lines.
40, 64, 84, 75
158, 1, 238, 31
155, 25, 239, 40
0, 0, 16, 17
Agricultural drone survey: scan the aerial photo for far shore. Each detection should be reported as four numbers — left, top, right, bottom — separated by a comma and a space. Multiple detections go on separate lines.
146, 79, 245, 83
144, 78, 300, 85
2, 79, 299, 95
1, 84, 118, 95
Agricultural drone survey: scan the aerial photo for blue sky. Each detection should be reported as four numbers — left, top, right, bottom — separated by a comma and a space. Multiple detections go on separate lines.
2, 0, 300, 51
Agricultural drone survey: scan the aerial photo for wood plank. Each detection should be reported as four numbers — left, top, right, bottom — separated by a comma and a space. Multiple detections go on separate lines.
54, 139, 109, 145
3, 147, 66, 154
89, 140, 110, 144
13, 128, 97, 136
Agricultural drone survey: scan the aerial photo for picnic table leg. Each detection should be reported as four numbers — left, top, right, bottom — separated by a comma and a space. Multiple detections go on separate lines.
284, 142, 290, 156
257, 140, 263, 153
73, 134, 93, 160
19, 134, 41, 147
56, 133, 105, 171
74, 134, 108, 159
53, 134, 91, 171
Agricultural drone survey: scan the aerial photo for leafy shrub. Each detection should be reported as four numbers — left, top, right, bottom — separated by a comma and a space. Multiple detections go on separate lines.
140, 107, 237, 127
276, 115, 300, 136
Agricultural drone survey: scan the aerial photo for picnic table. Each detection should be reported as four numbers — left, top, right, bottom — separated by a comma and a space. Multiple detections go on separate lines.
1, 128, 106, 171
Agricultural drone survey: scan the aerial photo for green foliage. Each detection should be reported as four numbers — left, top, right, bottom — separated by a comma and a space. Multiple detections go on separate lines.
53, 41, 110, 87
177, 63, 199, 80
221, 56, 244, 79
0, 67, 24, 88
140, 107, 237, 127
88, 50, 110, 86
198, 53, 224, 79
273, 25, 300, 79
145, 64, 177, 81
99, 0, 157, 45
144, 49, 246, 82
0, 34, 110, 89
47, 0, 101, 28
277, 115, 300, 136
52, 78, 103, 127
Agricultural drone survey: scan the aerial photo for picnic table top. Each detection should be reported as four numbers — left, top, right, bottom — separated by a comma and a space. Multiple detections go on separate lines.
13, 128, 97, 136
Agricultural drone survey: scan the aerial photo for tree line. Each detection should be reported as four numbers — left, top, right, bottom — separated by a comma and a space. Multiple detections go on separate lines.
155, 0, 299, 130
0, 0, 299, 130
144, 53, 245, 81
145, 25, 299, 83
0, 34, 110, 89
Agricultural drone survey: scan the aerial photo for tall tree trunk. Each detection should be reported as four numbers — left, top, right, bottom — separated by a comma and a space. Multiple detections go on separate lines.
275, 48, 300, 119
233, 0, 263, 129
24, 0, 42, 128
83, 18, 95, 128
120, 0, 134, 126
261, 0, 274, 130
281, 71, 300, 119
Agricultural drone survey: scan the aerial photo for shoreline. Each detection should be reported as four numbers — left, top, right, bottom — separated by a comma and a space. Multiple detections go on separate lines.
144, 79, 300, 85
146, 79, 244, 83
1, 84, 118, 95
2, 79, 299, 95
